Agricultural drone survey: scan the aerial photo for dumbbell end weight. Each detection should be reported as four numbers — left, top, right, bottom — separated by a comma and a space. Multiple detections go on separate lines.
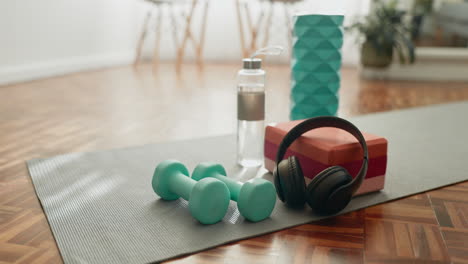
190, 178, 230, 224
238, 178, 277, 222
152, 160, 190, 201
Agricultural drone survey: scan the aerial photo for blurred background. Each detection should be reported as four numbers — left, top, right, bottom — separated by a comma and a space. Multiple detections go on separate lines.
0, 0, 365, 83
1, 0, 467, 84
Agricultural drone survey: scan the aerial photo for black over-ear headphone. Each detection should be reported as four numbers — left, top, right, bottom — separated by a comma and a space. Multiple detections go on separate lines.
273, 116, 368, 214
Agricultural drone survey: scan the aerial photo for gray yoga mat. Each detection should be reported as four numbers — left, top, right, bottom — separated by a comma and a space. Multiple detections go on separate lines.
28, 102, 468, 264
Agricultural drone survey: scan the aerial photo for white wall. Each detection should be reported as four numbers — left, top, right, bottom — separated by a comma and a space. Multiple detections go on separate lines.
0, 0, 369, 85
0, 0, 141, 85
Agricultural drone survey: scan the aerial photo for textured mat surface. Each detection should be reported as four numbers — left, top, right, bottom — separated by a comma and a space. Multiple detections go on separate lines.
28, 102, 468, 264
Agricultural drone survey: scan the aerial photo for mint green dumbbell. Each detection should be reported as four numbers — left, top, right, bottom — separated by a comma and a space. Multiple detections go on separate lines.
152, 160, 230, 224
192, 163, 276, 222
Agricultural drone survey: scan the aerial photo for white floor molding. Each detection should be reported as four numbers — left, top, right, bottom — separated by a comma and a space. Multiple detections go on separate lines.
0, 51, 134, 86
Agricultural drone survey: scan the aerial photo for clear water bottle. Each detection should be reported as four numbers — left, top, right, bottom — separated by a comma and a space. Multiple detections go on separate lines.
237, 58, 266, 167
236, 46, 283, 168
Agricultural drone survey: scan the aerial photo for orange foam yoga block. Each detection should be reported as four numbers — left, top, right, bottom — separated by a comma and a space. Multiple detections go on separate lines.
264, 120, 388, 195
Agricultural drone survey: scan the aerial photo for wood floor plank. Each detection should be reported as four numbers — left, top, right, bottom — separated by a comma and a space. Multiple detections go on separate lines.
365, 194, 439, 225
0, 242, 36, 263
365, 217, 450, 262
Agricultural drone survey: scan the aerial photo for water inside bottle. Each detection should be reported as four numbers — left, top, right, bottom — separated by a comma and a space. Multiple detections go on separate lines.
237, 119, 264, 167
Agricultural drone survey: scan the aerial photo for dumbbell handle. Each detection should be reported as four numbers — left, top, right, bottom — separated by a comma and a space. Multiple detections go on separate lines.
168, 172, 195, 200
210, 173, 242, 201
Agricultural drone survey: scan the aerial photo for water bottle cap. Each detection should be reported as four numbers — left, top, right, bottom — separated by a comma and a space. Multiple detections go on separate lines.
242, 45, 283, 69
243, 58, 262, 69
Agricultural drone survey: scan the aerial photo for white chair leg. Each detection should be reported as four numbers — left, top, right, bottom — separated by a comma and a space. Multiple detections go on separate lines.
153, 5, 163, 69
134, 11, 152, 66
283, 3, 292, 52
262, 3, 274, 48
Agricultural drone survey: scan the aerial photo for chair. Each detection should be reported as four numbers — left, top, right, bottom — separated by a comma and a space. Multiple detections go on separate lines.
234, 0, 303, 58
134, 0, 210, 70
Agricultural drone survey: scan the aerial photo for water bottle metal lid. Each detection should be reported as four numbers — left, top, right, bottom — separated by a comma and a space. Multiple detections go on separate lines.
242, 58, 262, 69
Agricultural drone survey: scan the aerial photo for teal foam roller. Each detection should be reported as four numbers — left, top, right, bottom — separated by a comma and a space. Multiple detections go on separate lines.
292, 36, 343, 51
293, 15, 344, 37
292, 59, 342, 72
290, 14, 344, 120
293, 14, 344, 26
292, 70, 340, 84
192, 163, 277, 222
290, 102, 339, 120
152, 160, 230, 225
291, 82, 340, 95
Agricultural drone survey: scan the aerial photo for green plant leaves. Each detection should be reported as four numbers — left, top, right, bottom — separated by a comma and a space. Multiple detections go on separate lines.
346, 0, 416, 64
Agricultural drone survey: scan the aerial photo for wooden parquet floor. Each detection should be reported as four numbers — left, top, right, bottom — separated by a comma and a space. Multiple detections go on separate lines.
1, 63, 468, 263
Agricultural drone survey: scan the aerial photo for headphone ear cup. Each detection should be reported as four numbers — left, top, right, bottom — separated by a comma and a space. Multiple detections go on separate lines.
273, 161, 286, 202
287, 156, 307, 207
306, 166, 353, 214
274, 156, 306, 207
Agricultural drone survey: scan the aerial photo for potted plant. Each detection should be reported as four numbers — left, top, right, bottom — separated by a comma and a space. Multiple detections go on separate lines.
347, 0, 415, 68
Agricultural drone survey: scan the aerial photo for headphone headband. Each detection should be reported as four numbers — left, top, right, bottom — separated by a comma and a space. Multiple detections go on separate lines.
275, 116, 368, 194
